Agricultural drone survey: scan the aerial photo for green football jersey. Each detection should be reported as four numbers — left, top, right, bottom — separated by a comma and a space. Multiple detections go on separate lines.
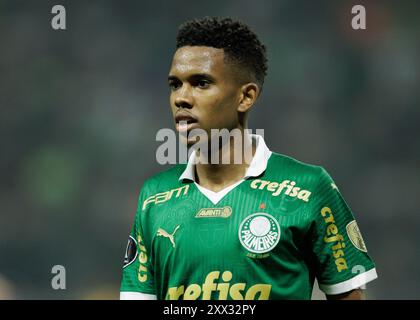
120, 136, 377, 300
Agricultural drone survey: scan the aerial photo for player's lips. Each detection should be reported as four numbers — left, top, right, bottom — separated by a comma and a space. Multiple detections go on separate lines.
175, 112, 198, 133
176, 121, 200, 133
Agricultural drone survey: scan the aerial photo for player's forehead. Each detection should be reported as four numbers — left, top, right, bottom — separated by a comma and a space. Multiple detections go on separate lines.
169, 46, 226, 77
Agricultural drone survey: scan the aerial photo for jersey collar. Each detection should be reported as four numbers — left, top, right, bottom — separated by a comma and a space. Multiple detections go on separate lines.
179, 134, 272, 182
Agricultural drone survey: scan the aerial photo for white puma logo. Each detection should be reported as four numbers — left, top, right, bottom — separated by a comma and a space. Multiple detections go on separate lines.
157, 225, 180, 248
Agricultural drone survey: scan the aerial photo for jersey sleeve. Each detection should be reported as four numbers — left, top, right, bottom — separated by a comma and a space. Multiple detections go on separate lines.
309, 167, 377, 295
120, 185, 156, 298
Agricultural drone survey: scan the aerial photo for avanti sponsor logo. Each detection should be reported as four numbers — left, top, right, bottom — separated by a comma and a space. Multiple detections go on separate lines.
195, 206, 232, 218
239, 213, 280, 254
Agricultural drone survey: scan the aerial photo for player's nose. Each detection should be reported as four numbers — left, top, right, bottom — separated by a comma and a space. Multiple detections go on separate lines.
174, 85, 194, 109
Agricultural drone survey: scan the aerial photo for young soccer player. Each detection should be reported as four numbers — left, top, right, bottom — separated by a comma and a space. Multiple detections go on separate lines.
120, 17, 377, 300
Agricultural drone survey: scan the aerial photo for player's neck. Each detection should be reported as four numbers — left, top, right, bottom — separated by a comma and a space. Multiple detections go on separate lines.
194, 130, 256, 192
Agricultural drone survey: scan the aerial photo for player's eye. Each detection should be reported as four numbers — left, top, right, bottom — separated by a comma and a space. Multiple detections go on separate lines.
196, 79, 210, 89
169, 80, 182, 91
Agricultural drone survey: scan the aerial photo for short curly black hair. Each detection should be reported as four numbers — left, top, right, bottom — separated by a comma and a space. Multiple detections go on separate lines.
176, 17, 268, 89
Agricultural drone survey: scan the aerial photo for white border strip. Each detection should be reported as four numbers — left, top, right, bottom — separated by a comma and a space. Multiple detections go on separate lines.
318, 268, 378, 295
120, 292, 157, 300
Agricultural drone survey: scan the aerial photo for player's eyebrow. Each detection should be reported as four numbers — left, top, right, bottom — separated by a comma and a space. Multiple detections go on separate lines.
188, 74, 216, 82
168, 73, 216, 83
168, 75, 179, 82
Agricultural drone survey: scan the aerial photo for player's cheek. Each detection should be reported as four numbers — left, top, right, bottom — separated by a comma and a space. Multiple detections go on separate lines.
169, 95, 176, 111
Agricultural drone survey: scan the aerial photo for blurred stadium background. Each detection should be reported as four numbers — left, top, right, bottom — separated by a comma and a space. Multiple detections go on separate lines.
1, 0, 419, 299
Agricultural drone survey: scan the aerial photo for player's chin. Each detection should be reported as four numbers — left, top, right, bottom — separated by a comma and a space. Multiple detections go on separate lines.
176, 124, 206, 144
180, 134, 209, 148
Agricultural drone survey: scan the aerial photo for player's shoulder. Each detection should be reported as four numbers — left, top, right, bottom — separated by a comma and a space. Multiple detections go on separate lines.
267, 151, 326, 178
267, 152, 338, 199
140, 164, 187, 193
266, 152, 334, 200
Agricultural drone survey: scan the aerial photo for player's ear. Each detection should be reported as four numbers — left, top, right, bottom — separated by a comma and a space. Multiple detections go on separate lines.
237, 83, 259, 113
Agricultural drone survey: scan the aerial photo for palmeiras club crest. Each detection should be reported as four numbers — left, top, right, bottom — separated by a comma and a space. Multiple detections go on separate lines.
238, 212, 281, 254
